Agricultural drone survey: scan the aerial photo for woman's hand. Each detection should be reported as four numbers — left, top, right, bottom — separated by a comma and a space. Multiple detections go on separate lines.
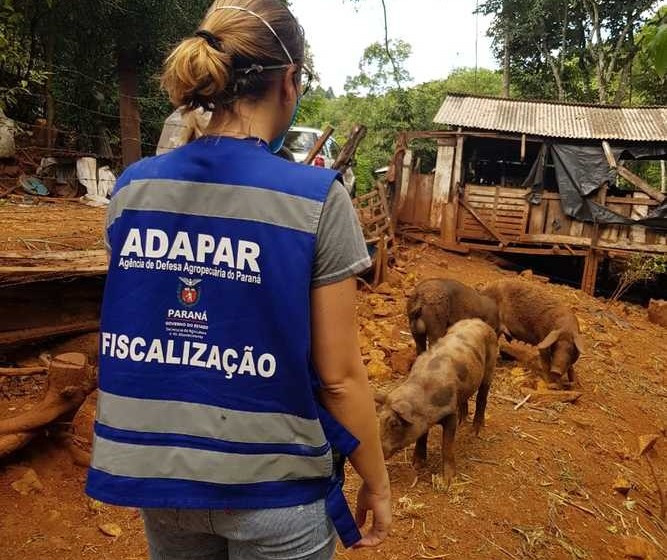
353, 481, 392, 548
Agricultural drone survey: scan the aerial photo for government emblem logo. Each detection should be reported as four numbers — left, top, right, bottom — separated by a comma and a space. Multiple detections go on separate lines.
178, 277, 202, 307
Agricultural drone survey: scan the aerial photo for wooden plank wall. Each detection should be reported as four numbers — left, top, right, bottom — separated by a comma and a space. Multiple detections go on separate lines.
457, 185, 528, 242
456, 185, 667, 249
398, 173, 435, 227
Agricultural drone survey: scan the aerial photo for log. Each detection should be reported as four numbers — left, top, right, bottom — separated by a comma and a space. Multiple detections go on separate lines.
602, 141, 617, 169
0, 433, 36, 459
0, 352, 97, 437
0, 366, 47, 377
332, 124, 367, 174
519, 234, 591, 247
616, 165, 666, 203
400, 231, 470, 254
303, 126, 334, 165
68, 390, 97, 467
0, 320, 100, 348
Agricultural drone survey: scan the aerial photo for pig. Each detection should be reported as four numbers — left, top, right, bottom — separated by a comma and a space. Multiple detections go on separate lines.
481, 279, 584, 386
376, 319, 497, 486
407, 278, 500, 355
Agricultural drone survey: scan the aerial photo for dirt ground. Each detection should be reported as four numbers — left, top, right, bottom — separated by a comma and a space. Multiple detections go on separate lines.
0, 196, 105, 252
1, 242, 666, 560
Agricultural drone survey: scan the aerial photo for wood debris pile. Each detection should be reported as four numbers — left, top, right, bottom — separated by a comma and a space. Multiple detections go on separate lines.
0, 192, 105, 461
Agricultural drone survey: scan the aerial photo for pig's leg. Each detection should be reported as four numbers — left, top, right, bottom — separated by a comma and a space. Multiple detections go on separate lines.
410, 317, 426, 356
458, 399, 469, 425
411, 328, 427, 355
473, 382, 491, 435
412, 432, 428, 469
440, 414, 457, 486
567, 366, 579, 387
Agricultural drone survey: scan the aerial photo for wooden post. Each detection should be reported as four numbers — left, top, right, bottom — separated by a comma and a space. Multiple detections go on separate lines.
376, 181, 395, 240
390, 134, 409, 228
581, 185, 607, 295
332, 124, 367, 173
520, 134, 526, 162
441, 135, 465, 244
430, 137, 456, 229
602, 141, 617, 169
304, 126, 334, 165
616, 165, 665, 203
389, 133, 408, 218
118, 49, 142, 167
661, 160, 666, 195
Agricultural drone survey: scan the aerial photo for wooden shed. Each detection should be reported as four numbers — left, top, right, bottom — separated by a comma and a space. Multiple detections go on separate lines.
390, 94, 667, 294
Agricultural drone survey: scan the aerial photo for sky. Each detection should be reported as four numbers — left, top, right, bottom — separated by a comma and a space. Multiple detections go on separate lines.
289, 0, 497, 94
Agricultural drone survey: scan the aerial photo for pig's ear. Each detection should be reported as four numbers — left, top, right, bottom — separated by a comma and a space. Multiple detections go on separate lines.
573, 333, 585, 354
390, 400, 416, 425
374, 391, 387, 406
537, 329, 562, 351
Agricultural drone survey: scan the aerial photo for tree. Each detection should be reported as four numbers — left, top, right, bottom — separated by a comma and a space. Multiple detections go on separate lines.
298, 66, 501, 193
2, 0, 210, 159
481, 0, 665, 103
344, 40, 412, 96
632, 7, 667, 104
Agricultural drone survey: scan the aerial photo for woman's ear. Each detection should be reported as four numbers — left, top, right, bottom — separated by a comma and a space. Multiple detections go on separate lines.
281, 66, 300, 105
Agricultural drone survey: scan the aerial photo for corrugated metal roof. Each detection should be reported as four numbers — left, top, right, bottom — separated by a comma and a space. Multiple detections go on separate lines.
433, 94, 667, 142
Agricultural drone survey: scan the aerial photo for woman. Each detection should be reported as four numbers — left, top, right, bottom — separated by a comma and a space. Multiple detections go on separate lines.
85, 1, 392, 559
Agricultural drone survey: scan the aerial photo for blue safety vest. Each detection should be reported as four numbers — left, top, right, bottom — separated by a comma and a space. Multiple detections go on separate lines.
86, 136, 362, 547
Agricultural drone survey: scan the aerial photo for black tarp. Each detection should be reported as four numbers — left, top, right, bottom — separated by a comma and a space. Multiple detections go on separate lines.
523, 141, 667, 230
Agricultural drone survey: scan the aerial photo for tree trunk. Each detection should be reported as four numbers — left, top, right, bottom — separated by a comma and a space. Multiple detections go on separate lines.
613, 58, 634, 105
503, 28, 511, 97
502, 0, 511, 97
45, 12, 56, 150
540, 41, 566, 101
117, 49, 142, 167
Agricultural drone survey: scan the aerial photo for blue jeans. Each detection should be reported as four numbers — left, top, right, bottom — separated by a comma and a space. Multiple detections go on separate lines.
142, 499, 336, 560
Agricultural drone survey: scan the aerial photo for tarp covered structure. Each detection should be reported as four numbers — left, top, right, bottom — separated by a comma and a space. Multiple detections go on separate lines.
524, 143, 667, 229
434, 94, 667, 230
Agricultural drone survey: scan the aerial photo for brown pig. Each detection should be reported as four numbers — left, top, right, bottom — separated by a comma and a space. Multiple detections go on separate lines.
407, 278, 500, 355
481, 279, 584, 385
376, 319, 497, 486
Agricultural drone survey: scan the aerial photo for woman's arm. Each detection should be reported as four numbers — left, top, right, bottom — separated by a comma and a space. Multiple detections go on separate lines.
311, 277, 391, 547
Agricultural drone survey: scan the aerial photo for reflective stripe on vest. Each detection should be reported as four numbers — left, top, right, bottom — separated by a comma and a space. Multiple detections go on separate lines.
92, 436, 333, 485
96, 390, 328, 448
107, 179, 324, 235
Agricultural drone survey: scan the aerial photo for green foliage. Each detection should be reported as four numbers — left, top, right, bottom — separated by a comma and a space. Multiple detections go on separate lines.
650, 24, 667, 76
480, 0, 665, 104
610, 254, 667, 302
631, 7, 667, 104
298, 66, 503, 194
344, 40, 412, 96
0, 0, 47, 111
1, 0, 210, 155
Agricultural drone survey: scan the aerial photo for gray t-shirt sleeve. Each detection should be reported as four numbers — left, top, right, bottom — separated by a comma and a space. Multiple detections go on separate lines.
312, 181, 372, 287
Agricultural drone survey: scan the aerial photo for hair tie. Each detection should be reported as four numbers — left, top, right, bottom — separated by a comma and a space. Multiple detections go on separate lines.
195, 30, 224, 52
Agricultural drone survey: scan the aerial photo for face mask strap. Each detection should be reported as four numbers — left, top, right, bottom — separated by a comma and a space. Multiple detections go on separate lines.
211, 4, 294, 65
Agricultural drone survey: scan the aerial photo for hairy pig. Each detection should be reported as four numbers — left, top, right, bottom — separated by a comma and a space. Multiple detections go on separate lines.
482, 279, 584, 385
376, 319, 497, 486
407, 278, 500, 355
